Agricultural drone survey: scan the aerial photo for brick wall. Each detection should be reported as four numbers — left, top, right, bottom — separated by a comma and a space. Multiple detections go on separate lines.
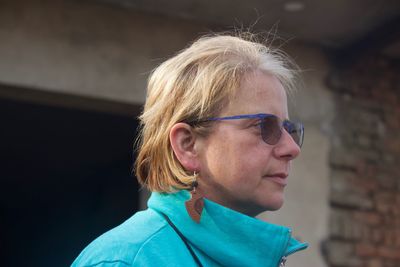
325, 55, 400, 267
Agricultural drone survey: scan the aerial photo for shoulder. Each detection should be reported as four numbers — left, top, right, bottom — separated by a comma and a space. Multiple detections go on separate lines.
72, 209, 180, 267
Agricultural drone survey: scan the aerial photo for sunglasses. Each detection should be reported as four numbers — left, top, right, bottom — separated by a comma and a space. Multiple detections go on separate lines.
201, 113, 304, 147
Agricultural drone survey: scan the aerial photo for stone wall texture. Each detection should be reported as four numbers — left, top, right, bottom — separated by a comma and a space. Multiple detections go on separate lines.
325, 55, 400, 267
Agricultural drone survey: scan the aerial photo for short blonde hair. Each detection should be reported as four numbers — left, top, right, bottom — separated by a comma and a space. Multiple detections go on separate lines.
135, 33, 298, 192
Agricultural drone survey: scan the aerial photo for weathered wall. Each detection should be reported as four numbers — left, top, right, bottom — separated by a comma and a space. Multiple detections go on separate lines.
325, 56, 400, 266
0, 0, 204, 105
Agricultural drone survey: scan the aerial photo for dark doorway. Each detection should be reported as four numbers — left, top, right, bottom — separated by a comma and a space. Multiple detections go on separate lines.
0, 96, 140, 266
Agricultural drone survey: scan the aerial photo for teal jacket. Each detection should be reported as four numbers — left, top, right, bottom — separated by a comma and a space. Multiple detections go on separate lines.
72, 190, 307, 267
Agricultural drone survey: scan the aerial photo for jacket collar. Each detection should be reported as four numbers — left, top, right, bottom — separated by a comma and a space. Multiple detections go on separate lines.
148, 191, 307, 267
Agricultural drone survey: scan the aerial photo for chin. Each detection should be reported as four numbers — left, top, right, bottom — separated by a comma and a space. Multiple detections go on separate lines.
247, 200, 284, 216
239, 195, 285, 216
266, 204, 283, 211
263, 197, 285, 211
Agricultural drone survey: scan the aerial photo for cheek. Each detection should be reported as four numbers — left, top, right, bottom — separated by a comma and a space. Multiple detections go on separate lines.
203, 137, 244, 182
238, 146, 275, 181
201, 128, 274, 186
219, 146, 271, 187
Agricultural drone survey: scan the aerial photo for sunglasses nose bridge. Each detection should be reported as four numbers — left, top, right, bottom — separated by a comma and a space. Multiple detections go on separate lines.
283, 121, 303, 148
282, 120, 292, 132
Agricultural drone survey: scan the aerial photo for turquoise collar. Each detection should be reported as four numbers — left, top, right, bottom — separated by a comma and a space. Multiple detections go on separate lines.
148, 191, 307, 267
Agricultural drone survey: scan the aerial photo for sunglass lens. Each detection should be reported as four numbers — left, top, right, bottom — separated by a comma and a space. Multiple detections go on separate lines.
260, 116, 282, 145
284, 121, 304, 147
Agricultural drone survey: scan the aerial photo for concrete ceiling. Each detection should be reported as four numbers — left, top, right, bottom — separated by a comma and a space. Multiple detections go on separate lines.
98, 0, 400, 50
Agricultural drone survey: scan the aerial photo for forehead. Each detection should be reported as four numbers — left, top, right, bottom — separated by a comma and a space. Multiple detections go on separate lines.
225, 70, 288, 117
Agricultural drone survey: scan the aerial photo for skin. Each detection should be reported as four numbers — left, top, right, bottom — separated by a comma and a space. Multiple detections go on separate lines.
170, 70, 300, 217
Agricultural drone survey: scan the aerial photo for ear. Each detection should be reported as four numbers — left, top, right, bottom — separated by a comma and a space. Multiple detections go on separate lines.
170, 123, 200, 171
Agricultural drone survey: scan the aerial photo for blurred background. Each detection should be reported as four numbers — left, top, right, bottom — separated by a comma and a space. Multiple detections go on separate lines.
0, 0, 399, 266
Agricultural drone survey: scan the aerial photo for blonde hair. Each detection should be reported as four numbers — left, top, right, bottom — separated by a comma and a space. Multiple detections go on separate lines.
135, 33, 298, 192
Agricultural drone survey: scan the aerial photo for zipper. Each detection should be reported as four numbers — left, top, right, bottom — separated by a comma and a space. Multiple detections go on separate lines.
276, 226, 308, 267
278, 242, 308, 266
278, 230, 308, 267
279, 256, 287, 267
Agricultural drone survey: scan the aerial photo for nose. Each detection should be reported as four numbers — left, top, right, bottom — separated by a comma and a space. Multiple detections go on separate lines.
273, 129, 301, 160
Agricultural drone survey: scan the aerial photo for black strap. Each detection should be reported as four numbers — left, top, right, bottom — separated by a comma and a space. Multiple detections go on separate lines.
161, 213, 204, 267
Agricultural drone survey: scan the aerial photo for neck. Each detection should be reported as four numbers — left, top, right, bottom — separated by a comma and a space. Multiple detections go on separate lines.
196, 180, 263, 217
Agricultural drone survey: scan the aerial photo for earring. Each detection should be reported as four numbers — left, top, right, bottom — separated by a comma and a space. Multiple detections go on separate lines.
185, 172, 204, 223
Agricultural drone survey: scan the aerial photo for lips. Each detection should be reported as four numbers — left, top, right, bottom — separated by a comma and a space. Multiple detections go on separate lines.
264, 173, 288, 186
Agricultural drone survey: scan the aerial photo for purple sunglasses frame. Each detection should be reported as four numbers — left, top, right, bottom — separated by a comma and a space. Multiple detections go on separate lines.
200, 113, 304, 147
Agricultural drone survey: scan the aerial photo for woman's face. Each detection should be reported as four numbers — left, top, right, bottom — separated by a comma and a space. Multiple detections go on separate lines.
196, 71, 301, 216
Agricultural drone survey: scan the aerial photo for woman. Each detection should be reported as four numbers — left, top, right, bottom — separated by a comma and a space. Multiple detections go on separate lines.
72, 33, 307, 267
